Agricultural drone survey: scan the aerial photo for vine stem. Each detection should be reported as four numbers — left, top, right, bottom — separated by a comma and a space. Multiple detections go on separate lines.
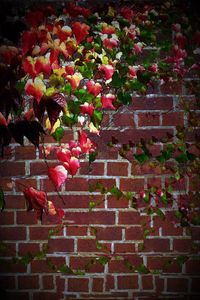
41, 134, 66, 205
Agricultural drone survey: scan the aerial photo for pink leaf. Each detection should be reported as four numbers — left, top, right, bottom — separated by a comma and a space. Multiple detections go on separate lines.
48, 165, 68, 188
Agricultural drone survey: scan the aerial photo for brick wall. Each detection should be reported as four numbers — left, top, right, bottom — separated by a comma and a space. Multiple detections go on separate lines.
0, 83, 200, 300
0, 0, 200, 299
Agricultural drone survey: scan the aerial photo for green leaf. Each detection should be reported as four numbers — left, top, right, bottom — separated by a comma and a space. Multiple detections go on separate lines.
186, 151, 196, 161
16, 80, 26, 93
156, 208, 165, 220
89, 201, 96, 212
62, 83, 72, 94
110, 186, 123, 200
134, 153, 149, 164
191, 215, 200, 225
129, 79, 146, 93
176, 255, 188, 267
136, 264, 149, 274
59, 264, 74, 274
0, 187, 5, 211
96, 241, 103, 250
117, 91, 132, 105
73, 269, 85, 275
143, 229, 150, 238
89, 151, 97, 165
98, 256, 110, 266
111, 71, 126, 88
20, 252, 34, 266
91, 110, 103, 127
62, 114, 78, 127
52, 127, 64, 142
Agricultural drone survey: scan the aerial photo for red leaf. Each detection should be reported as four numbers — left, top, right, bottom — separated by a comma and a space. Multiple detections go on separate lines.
21, 31, 37, 55
64, 157, 80, 176
23, 187, 48, 220
72, 22, 90, 44
101, 94, 116, 110
48, 165, 68, 188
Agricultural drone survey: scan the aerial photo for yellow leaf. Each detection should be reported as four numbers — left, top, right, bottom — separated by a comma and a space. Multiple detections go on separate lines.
108, 6, 115, 17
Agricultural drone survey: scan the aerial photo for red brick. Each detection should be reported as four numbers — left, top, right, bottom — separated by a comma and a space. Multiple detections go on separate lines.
118, 212, 149, 225
138, 112, 160, 126
92, 277, 104, 292
0, 227, 26, 241
142, 275, 154, 290
0, 178, 13, 191
160, 80, 183, 94
48, 238, 74, 253
18, 275, 39, 289
0, 276, 16, 289
79, 162, 104, 175
162, 112, 184, 126
49, 194, 104, 209
88, 178, 116, 190
132, 96, 173, 110
0, 162, 25, 177
125, 226, 143, 240
0, 211, 14, 225
0, 260, 27, 273
30, 161, 56, 176
186, 259, 200, 274
155, 276, 164, 293
144, 238, 170, 252
67, 226, 88, 236
68, 278, 89, 292
16, 211, 38, 224
191, 278, 200, 292
191, 227, 200, 240
173, 239, 192, 252
32, 292, 58, 300
69, 256, 104, 273
5, 292, 30, 300
15, 146, 36, 160
5, 195, 26, 209
18, 243, 40, 256
114, 243, 136, 253
117, 275, 138, 289
42, 275, 54, 289
64, 211, 115, 225
30, 226, 63, 240
95, 227, 122, 240
107, 195, 129, 208
107, 162, 128, 176
105, 275, 115, 291
108, 256, 142, 273
15, 178, 37, 192
148, 256, 181, 273
112, 113, 135, 127
65, 178, 89, 191
77, 239, 111, 252
31, 257, 65, 273
167, 277, 188, 292
120, 178, 144, 192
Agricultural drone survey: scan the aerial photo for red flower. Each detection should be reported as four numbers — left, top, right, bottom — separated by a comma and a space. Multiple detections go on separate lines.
86, 80, 102, 97
72, 22, 90, 44
80, 102, 95, 117
101, 94, 116, 110
48, 165, 68, 188
35, 57, 51, 75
